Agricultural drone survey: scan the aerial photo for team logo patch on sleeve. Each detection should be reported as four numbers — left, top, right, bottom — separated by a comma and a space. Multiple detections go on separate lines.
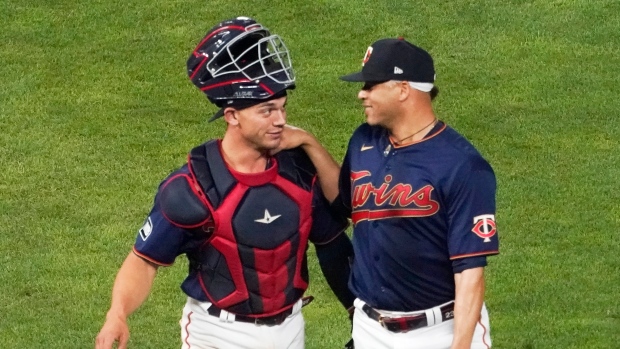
471, 214, 496, 242
139, 217, 153, 241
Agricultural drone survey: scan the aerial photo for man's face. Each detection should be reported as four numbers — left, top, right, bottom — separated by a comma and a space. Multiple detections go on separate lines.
234, 96, 288, 151
357, 81, 400, 128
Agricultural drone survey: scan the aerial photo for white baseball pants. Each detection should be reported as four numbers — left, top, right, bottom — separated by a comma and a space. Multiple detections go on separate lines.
352, 299, 492, 349
180, 297, 305, 349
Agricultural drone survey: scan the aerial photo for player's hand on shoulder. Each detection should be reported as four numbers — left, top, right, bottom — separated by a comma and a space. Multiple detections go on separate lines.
95, 314, 130, 349
271, 124, 314, 155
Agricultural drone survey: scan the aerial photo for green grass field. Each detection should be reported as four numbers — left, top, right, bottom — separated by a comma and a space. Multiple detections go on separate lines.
1, 0, 619, 348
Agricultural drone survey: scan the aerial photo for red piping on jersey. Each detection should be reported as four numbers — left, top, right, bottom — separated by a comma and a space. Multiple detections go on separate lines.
450, 250, 499, 260
479, 318, 491, 348
184, 311, 193, 348
390, 122, 447, 148
132, 247, 174, 267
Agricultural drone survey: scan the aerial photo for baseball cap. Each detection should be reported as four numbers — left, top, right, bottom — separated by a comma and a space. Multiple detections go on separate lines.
340, 38, 435, 89
208, 89, 289, 122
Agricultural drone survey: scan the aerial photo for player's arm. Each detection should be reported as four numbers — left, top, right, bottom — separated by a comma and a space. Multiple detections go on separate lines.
315, 232, 356, 349
315, 233, 355, 309
447, 159, 498, 348
278, 125, 341, 202
95, 252, 158, 349
451, 266, 485, 349
309, 180, 355, 310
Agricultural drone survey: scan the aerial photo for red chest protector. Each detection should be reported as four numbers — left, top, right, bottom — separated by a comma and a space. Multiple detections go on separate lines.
159, 140, 317, 316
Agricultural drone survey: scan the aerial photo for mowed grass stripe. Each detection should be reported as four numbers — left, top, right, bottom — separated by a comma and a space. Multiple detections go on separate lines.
1, 0, 618, 348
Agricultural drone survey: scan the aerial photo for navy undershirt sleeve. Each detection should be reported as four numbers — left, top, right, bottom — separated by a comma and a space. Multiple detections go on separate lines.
315, 233, 355, 309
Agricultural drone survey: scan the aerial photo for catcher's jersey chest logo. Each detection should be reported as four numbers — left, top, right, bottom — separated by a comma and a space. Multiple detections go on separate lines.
254, 209, 281, 224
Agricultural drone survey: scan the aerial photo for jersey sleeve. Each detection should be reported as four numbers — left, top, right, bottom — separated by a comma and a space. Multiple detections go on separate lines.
309, 181, 349, 245
447, 157, 499, 263
133, 168, 208, 266
133, 201, 188, 266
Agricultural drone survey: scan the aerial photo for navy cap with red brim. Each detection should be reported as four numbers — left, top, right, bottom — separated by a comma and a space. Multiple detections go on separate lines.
339, 38, 435, 84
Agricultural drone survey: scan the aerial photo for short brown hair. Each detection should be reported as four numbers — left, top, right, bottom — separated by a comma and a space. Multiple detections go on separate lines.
430, 86, 439, 101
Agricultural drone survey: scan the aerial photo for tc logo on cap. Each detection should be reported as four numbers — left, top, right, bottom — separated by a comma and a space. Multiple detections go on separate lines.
362, 46, 373, 66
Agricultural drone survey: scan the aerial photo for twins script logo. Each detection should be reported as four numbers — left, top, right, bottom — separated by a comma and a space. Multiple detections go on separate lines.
350, 170, 439, 224
472, 214, 497, 242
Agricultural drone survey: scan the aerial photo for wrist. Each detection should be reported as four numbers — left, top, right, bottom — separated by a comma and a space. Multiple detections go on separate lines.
106, 309, 128, 322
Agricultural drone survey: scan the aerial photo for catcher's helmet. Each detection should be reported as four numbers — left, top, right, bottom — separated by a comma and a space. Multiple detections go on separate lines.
187, 17, 295, 111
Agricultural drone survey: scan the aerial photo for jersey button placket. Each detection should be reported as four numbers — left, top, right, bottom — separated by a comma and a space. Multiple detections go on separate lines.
382, 148, 396, 170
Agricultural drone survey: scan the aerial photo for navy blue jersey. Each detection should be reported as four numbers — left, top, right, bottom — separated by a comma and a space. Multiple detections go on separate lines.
133, 141, 347, 310
339, 122, 499, 311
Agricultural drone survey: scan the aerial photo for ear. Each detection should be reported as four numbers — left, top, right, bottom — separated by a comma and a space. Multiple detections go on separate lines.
398, 81, 410, 102
223, 107, 239, 126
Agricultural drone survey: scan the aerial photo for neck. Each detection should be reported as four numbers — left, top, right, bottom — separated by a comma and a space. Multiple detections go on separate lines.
389, 113, 437, 144
220, 134, 269, 173
386, 92, 437, 144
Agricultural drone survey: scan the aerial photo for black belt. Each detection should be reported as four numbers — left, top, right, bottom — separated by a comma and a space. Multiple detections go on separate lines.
361, 302, 455, 333
206, 296, 314, 327
207, 306, 293, 326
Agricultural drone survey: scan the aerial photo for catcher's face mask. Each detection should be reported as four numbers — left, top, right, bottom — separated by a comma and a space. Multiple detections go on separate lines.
208, 29, 295, 85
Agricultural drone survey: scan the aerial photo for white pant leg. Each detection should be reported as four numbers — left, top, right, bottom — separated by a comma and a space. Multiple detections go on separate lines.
470, 304, 492, 349
352, 303, 394, 349
180, 297, 305, 349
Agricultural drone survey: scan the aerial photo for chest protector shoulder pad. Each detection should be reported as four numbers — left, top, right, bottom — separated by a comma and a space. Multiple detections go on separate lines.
158, 140, 234, 228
